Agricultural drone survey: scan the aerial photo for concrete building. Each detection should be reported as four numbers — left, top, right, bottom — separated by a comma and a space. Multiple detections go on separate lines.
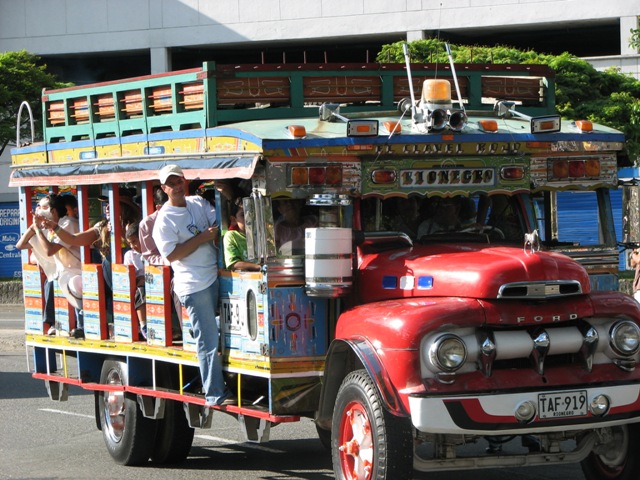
0, 0, 637, 82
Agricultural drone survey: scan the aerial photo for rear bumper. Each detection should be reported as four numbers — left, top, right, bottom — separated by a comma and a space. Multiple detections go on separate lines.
409, 383, 640, 435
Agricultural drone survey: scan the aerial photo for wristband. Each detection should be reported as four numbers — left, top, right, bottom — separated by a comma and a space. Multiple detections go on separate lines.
53, 224, 61, 233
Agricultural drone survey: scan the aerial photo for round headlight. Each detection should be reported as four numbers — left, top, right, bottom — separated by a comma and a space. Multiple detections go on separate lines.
610, 321, 640, 356
430, 334, 467, 372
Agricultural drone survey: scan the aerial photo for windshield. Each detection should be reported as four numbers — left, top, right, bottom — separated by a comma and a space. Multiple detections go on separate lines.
361, 193, 526, 244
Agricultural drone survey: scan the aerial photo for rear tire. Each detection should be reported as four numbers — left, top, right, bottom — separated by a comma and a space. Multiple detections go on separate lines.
331, 369, 413, 480
581, 424, 640, 480
99, 360, 157, 465
151, 365, 195, 464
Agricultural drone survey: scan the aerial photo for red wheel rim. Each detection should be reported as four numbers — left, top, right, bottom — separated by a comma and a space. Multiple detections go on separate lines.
592, 426, 629, 479
338, 401, 374, 480
594, 457, 626, 479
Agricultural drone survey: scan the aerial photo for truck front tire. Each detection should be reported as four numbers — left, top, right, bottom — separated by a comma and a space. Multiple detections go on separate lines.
581, 424, 640, 480
331, 369, 413, 480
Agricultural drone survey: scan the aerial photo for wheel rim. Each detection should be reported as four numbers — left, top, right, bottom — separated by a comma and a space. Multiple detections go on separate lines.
593, 426, 629, 478
338, 400, 374, 480
103, 369, 126, 444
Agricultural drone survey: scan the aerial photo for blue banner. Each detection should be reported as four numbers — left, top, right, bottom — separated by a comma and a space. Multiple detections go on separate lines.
0, 202, 22, 279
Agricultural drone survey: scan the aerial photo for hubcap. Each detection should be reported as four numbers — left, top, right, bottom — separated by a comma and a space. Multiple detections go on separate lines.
338, 401, 374, 480
103, 369, 126, 443
595, 426, 628, 475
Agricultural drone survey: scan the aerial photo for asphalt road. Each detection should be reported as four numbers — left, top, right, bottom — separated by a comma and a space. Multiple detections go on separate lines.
0, 306, 586, 480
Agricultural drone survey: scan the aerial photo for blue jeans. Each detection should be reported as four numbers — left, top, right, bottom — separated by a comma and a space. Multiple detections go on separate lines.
180, 279, 229, 405
43, 279, 55, 325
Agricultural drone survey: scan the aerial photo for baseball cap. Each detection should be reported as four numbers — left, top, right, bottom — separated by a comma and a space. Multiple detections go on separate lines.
159, 164, 184, 184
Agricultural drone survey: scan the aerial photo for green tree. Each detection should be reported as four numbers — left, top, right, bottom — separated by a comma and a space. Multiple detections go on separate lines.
377, 40, 640, 163
0, 50, 65, 157
630, 27, 640, 51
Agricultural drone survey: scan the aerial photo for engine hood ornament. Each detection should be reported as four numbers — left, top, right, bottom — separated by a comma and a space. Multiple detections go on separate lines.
524, 230, 541, 254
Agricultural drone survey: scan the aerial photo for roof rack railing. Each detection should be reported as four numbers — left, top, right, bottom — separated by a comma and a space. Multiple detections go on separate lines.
40, 61, 556, 143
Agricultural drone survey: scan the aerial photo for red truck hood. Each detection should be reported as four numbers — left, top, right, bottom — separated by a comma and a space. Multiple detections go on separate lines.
356, 243, 590, 303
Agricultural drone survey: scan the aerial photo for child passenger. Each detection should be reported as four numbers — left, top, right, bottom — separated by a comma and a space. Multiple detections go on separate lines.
124, 222, 147, 339
223, 199, 261, 271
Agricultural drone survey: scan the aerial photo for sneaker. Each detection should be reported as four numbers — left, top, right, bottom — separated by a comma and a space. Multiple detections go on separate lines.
205, 394, 237, 408
70, 328, 85, 339
46, 325, 56, 336
140, 324, 147, 340
219, 395, 237, 407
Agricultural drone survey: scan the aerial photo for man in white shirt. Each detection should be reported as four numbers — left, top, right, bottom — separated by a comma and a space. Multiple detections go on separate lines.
152, 165, 234, 407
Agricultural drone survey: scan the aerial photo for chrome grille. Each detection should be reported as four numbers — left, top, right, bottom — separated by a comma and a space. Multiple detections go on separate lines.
497, 280, 582, 299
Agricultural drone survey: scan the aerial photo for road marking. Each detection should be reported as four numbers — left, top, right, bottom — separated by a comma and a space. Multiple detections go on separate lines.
39, 408, 94, 419
195, 434, 284, 453
38, 410, 285, 454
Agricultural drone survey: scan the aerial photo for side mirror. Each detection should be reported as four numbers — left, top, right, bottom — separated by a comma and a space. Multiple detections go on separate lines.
244, 193, 276, 262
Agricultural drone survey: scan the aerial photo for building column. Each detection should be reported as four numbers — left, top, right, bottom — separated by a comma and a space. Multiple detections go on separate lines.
150, 47, 172, 74
407, 30, 426, 42
620, 16, 638, 55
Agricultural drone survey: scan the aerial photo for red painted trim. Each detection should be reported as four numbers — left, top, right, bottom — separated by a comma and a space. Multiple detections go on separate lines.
32, 373, 300, 424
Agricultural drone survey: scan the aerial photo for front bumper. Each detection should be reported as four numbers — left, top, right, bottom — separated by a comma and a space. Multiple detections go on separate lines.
409, 383, 640, 435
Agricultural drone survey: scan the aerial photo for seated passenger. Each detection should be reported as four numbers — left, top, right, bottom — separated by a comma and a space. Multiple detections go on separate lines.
459, 197, 478, 228
382, 197, 421, 239
31, 194, 84, 338
417, 196, 463, 237
16, 197, 59, 335
124, 222, 147, 339
37, 199, 115, 329
486, 194, 523, 242
223, 199, 261, 271
274, 199, 318, 255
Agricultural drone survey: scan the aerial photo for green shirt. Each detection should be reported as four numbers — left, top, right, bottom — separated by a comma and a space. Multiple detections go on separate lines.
223, 229, 248, 269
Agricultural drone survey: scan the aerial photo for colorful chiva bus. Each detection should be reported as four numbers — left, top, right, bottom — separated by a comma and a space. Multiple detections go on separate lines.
10, 57, 640, 480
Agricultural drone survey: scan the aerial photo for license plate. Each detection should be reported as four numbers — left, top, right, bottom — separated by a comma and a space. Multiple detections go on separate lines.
538, 390, 588, 419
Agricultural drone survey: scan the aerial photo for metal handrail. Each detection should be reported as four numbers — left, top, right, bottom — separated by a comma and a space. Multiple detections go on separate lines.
16, 101, 35, 146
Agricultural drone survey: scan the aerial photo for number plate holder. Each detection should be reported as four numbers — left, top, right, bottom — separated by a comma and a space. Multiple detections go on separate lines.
538, 390, 588, 419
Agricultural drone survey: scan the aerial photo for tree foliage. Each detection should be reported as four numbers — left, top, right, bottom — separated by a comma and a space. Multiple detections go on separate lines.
377, 40, 640, 163
630, 28, 640, 51
0, 51, 65, 157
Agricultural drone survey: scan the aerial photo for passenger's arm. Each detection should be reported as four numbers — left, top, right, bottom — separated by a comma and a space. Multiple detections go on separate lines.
33, 226, 63, 257
37, 214, 99, 247
165, 225, 219, 262
230, 260, 261, 272
16, 224, 37, 250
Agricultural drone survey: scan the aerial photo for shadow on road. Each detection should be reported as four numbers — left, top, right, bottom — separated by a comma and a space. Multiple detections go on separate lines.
184, 439, 334, 479
0, 353, 92, 400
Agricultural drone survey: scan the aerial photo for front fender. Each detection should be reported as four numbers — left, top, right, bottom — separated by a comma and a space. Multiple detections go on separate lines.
315, 337, 408, 431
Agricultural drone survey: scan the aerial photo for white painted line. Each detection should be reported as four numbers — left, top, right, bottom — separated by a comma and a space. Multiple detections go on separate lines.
195, 434, 284, 453
36, 410, 285, 454
39, 408, 94, 419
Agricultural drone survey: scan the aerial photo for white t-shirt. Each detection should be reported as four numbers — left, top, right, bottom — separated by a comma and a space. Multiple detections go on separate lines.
152, 196, 218, 297
124, 249, 144, 277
